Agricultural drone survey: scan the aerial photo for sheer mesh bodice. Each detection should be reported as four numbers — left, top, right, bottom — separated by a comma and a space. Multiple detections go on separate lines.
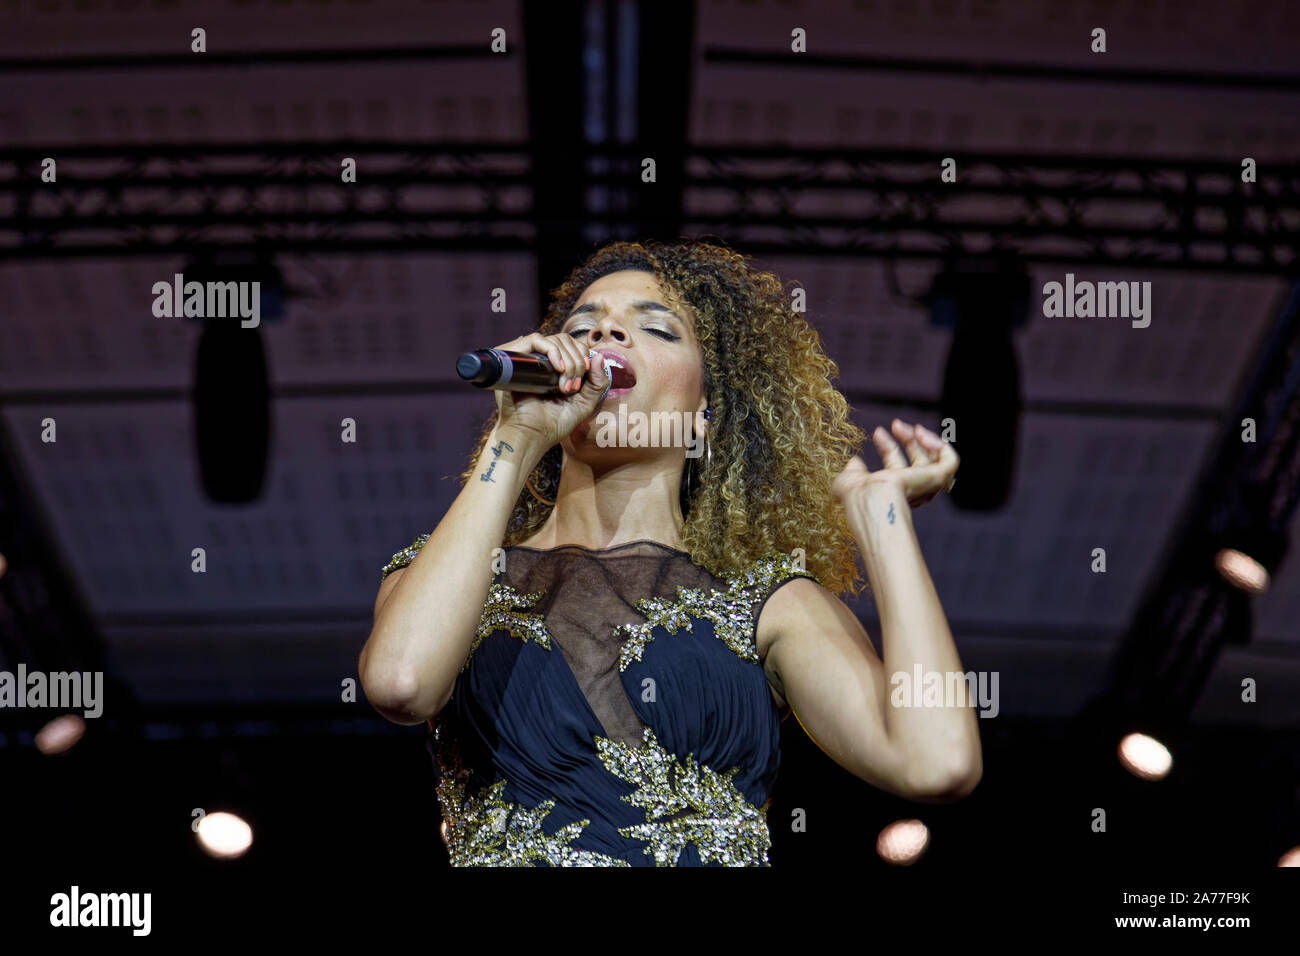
493, 542, 738, 750
379, 537, 819, 866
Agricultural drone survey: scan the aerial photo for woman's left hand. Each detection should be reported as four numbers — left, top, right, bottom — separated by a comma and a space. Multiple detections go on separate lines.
832, 419, 960, 509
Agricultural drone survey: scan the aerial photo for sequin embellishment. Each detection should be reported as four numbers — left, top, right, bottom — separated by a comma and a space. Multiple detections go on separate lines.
468, 581, 552, 666
615, 551, 817, 671
433, 722, 631, 866
400, 543, 818, 866
380, 532, 431, 582
595, 725, 771, 866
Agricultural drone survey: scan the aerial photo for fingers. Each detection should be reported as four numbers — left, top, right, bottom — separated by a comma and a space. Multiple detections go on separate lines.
871, 425, 910, 469
539, 332, 586, 392
916, 423, 960, 474
908, 421, 953, 458
874, 419, 939, 468
889, 419, 938, 467
912, 422, 949, 458
508, 332, 592, 394
906, 423, 960, 494
885, 419, 956, 466
560, 335, 591, 391
582, 349, 610, 393
869, 420, 959, 507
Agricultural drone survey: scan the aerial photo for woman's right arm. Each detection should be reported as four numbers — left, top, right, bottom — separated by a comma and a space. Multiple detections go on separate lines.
358, 331, 607, 726
359, 422, 547, 725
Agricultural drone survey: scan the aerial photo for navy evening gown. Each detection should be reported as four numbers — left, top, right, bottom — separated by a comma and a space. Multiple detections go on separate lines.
379, 537, 817, 866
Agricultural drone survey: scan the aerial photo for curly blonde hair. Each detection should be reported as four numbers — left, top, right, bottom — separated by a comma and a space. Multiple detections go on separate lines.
458, 238, 868, 598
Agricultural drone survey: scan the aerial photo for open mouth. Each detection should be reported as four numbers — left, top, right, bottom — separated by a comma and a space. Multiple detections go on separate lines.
604, 357, 637, 390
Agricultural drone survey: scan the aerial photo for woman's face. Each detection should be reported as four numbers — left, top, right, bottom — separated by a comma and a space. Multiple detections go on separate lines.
559, 269, 707, 456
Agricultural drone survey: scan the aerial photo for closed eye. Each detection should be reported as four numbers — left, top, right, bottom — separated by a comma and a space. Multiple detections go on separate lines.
565, 326, 678, 341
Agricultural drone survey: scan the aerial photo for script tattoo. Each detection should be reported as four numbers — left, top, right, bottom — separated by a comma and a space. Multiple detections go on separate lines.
887, 502, 895, 524
479, 439, 514, 483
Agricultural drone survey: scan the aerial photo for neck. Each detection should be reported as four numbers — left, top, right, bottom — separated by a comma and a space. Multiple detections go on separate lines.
529, 450, 688, 550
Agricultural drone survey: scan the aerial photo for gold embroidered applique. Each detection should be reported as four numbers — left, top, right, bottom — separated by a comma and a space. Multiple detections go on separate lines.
615, 552, 818, 671
434, 723, 630, 867
412, 546, 806, 866
381, 532, 431, 581
613, 593, 698, 670
594, 725, 770, 866
384, 539, 815, 673
468, 581, 552, 667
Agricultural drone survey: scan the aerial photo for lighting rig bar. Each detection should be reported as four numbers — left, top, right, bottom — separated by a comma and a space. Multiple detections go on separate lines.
1, 143, 1296, 273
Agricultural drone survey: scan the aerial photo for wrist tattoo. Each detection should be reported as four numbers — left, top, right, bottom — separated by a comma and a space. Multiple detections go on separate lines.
479, 439, 514, 483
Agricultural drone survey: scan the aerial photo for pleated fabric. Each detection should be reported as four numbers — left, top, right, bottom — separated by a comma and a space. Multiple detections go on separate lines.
381, 538, 819, 866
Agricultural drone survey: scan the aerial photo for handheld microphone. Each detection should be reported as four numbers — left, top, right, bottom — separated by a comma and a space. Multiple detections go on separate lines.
456, 348, 564, 394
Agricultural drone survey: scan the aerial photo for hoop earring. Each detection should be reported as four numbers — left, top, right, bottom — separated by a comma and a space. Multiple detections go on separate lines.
687, 432, 712, 487
690, 409, 714, 487
525, 473, 556, 507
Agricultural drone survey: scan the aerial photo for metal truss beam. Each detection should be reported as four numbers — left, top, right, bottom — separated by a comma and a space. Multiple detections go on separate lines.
1, 143, 1294, 273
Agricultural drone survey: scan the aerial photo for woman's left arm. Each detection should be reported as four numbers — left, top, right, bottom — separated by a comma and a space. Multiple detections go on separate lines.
764, 419, 982, 801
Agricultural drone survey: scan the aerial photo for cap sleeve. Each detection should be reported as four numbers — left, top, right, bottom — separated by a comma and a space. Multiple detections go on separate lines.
730, 551, 821, 637
381, 532, 431, 582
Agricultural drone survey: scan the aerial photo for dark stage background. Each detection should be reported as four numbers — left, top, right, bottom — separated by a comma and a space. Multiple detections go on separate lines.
1, 0, 1297, 938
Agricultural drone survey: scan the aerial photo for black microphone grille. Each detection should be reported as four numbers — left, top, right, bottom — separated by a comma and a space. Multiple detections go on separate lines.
456, 352, 484, 380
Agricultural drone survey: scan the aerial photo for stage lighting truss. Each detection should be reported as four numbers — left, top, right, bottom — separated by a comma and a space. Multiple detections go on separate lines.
1, 143, 1296, 273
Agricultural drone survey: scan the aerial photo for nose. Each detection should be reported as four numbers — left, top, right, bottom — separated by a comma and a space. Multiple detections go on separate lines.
586, 313, 629, 345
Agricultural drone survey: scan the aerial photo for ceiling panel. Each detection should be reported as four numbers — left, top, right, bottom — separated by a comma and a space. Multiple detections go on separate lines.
0, 0, 515, 57
0, 254, 537, 391
691, 71, 1299, 158
3, 394, 496, 618
0, 60, 527, 145
698, 0, 1300, 74
747, 257, 1284, 407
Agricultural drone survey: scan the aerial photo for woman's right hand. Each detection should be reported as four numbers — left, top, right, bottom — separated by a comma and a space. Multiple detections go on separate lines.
491, 331, 610, 451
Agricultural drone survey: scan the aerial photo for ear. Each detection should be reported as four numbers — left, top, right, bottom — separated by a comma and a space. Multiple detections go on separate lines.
693, 393, 708, 436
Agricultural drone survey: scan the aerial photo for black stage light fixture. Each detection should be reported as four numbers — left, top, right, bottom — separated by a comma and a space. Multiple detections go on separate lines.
188, 251, 284, 503
927, 253, 1031, 510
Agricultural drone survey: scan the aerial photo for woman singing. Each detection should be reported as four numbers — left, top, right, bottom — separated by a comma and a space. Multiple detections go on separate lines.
359, 239, 980, 866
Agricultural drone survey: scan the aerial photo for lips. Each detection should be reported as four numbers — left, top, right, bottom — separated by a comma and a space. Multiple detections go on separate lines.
593, 349, 637, 390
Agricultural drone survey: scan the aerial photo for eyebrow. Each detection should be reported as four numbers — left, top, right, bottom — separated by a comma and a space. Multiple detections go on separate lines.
566, 300, 684, 325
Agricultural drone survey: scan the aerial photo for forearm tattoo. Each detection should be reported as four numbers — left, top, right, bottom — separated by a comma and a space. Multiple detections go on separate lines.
479, 439, 514, 483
